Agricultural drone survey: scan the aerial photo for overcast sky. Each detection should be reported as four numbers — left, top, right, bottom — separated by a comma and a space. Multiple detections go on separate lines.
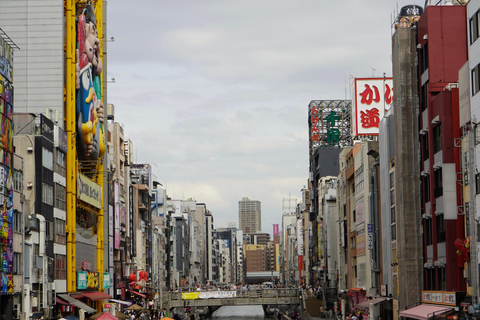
107, 0, 424, 234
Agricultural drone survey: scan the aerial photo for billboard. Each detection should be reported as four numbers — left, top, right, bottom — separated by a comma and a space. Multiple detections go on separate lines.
353, 77, 393, 136
76, 4, 106, 160
0, 33, 14, 295
308, 100, 352, 151
77, 173, 102, 208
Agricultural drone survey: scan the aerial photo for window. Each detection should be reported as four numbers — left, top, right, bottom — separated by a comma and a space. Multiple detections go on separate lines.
13, 253, 22, 274
391, 207, 396, 224
54, 183, 66, 210
13, 169, 23, 192
42, 148, 53, 170
46, 221, 54, 241
425, 218, 433, 246
33, 243, 39, 256
421, 83, 428, 112
476, 125, 480, 145
42, 183, 53, 205
14, 210, 21, 233
55, 149, 66, 177
422, 133, 429, 160
54, 218, 66, 245
434, 168, 443, 198
471, 11, 480, 44
476, 173, 480, 195
355, 165, 364, 192
473, 63, 480, 96
433, 124, 442, 153
391, 224, 396, 240
437, 267, 446, 291
54, 254, 66, 279
436, 214, 446, 243
426, 268, 435, 290
420, 44, 429, 75
424, 176, 431, 202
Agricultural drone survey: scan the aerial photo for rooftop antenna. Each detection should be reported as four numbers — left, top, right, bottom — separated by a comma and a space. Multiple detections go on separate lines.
371, 67, 376, 77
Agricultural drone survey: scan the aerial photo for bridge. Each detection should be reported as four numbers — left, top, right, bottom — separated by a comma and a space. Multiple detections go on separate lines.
166, 288, 301, 315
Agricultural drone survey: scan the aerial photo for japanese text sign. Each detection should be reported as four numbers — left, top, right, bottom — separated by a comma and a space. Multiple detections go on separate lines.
354, 78, 393, 136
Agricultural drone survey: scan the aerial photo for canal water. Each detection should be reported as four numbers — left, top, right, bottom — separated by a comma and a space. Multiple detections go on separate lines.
211, 305, 274, 319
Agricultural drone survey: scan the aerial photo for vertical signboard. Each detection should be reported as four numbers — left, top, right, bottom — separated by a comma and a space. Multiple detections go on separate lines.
308, 100, 352, 151
114, 182, 120, 249
353, 77, 393, 136
297, 219, 303, 256
367, 223, 373, 250
357, 228, 366, 255
459, 62, 470, 127
75, 3, 106, 160
0, 34, 14, 294
273, 224, 279, 236
356, 197, 365, 225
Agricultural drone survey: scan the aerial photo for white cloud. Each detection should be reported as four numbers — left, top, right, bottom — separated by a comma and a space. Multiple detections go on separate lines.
108, 0, 424, 233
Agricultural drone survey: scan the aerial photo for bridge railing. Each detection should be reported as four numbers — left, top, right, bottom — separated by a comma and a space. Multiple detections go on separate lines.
168, 288, 300, 301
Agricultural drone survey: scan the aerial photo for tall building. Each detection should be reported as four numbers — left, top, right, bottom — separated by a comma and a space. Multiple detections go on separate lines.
238, 197, 261, 234
390, 4, 425, 316
416, 0, 467, 295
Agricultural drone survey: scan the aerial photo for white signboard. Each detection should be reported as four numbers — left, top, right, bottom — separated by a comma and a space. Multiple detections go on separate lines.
353, 77, 393, 136
297, 219, 304, 256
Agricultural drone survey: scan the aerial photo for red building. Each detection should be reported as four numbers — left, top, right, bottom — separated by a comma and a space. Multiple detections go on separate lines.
417, 5, 467, 292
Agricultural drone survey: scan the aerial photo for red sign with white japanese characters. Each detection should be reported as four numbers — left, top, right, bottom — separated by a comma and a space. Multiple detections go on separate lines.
354, 77, 393, 136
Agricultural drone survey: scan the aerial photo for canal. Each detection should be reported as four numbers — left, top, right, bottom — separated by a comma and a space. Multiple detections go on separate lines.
211, 305, 274, 319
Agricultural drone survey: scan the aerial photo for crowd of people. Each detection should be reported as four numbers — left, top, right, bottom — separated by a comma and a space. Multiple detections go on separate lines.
120, 308, 169, 320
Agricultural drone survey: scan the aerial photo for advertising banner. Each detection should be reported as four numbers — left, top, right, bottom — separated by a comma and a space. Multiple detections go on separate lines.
297, 219, 303, 256
422, 291, 458, 306
356, 197, 365, 225
103, 273, 111, 288
75, 3, 106, 161
357, 229, 366, 256
78, 271, 88, 290
353, 77, 393, 136
78, 173, 102, 208
197, 291, 237, 299
367, 223, 373, 250
273, 224, 279, 236
182, 292, 200, 300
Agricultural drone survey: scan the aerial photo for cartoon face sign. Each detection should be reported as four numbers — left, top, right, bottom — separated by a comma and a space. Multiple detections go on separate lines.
397, 5, 423, 29
76, 4, 106, 160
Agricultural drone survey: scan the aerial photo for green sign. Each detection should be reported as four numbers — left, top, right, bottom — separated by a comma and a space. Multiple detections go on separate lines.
78, 271, 88, 290
103, 273, 111, 289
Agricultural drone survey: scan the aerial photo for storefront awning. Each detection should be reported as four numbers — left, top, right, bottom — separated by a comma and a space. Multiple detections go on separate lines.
56, 296, 74, 306
356, 298, 387, 310
127, 290, 146, 299
399, 304, 452, 320
347, 287, 365, 297
58, 294, 97, 314
81, 291, 112, 301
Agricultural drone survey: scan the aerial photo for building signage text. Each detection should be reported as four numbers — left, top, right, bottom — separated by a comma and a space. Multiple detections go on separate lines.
77, 173, 102, 209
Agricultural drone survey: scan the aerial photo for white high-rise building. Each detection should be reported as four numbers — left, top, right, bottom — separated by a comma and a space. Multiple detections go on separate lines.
238, 197, 261, 234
